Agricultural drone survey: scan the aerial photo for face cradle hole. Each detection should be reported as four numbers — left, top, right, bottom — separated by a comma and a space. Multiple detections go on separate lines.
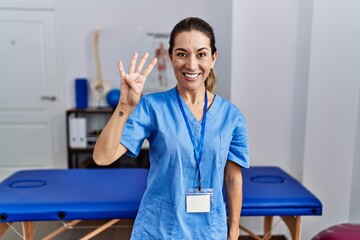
9, 180, 46, 188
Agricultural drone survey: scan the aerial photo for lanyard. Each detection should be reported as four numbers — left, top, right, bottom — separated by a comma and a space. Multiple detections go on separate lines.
176, 88, 208, 191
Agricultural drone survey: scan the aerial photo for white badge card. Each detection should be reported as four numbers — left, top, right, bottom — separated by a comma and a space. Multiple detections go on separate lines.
186, 188, 213, 213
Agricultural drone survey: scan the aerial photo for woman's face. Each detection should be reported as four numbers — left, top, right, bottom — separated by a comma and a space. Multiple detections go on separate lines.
170, 30, 217, 92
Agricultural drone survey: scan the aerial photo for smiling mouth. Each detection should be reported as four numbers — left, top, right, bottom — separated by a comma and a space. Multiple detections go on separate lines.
184, 73, 201, 79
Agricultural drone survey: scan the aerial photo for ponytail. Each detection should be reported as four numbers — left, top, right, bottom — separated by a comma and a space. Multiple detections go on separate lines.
205, 68, 217, 93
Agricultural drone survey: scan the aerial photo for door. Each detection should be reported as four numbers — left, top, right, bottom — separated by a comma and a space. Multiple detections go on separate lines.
0, 4, 62, 180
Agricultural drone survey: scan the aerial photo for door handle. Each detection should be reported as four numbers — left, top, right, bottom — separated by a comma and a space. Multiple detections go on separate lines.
41, 96, 57, 101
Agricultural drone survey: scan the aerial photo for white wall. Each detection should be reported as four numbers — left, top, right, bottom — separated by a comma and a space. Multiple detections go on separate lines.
302, 0, 360, 238
231, 0, 302, 236
207, 0, 232, 100
231, 0, 300, 173
350, 84, 360, 222
231, 0, 360, 238
290, 0, 313, 181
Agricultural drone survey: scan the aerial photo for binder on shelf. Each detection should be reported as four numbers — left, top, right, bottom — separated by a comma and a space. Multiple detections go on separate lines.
68, 117, 87, 148
77, 118, 87, 148
69, 118, 78, 148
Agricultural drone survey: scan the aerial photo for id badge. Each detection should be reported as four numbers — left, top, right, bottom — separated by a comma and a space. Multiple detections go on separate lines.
186, 188, 213, 213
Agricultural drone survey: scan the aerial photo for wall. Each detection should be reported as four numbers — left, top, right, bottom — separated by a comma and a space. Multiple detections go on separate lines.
231, 0, 360, 238
350, 84, 360, 222
231, 0, 300, 173
231, 0, 302, 236
207, 0, 232, 100
302, 0, 360, 238
290, 0, 313, 181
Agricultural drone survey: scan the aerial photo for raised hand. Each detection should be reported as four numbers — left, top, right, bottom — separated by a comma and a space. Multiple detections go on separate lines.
118, 52, 157, 106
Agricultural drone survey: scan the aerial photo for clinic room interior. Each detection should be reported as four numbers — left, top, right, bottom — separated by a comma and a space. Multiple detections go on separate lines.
0, 0, 359, 239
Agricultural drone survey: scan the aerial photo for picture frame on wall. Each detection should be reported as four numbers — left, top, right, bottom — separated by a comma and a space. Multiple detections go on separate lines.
142, 32, 177, 94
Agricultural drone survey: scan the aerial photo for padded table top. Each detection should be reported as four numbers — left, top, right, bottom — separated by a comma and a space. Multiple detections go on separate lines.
0, 166, 322, 222
0, 168, 148, 222
241, 166, 322, 216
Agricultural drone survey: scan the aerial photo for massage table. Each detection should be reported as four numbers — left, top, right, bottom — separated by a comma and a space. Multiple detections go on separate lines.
241, 166, 322, 240
0, 166, 322, 240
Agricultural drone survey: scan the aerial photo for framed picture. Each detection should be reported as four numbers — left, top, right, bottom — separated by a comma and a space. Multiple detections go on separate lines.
143, 32, 177, 94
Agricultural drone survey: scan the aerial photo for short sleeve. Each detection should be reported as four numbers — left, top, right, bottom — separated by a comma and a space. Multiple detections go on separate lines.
121, 98, 151, 157
227, 115, 249, 168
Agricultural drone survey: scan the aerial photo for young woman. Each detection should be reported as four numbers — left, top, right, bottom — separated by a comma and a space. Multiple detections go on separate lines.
93, 17, 249, 240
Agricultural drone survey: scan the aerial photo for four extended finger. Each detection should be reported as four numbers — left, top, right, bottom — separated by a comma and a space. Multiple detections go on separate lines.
119, 53, 158, 81
128, 52, 138, 74
142, 57, 158, 78
135, 52, 149, 74
118, 61, 126, 79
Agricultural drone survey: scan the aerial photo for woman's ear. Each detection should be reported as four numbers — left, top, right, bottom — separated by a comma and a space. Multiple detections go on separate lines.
211, 51, 218, 68
169, 53, 175, 68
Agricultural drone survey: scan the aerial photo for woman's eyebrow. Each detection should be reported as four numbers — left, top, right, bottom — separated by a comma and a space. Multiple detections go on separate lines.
197, 47, 210, 52
174, 48, 187, 52
174, 47, 210, 52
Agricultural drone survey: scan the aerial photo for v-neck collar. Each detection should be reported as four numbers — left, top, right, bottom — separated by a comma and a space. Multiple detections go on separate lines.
170, 88, 220, 125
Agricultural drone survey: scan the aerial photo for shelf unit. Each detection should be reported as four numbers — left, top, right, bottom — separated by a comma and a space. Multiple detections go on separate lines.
66, 108, 149, 169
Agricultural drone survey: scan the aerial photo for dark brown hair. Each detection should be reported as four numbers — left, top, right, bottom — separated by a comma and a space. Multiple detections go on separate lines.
168, 17, 217, 93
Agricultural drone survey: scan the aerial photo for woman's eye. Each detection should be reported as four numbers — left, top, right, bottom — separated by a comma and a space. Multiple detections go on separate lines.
198, 53, 206, 58
177, 52, 187, 57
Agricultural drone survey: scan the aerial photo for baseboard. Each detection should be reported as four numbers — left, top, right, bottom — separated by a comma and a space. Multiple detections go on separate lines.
239, 235, 287, 240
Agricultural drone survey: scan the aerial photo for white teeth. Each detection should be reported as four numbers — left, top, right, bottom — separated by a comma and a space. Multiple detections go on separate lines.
185, 73, 199, 78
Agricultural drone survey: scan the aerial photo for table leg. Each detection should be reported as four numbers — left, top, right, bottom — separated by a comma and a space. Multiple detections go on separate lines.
239, 224, 262, 240
79, 219, 120, 240
0, 223, 10, 239
263, 216, 273, 240
281, 216, 301, 240
42, 220, 82, 240
22, 222, 35, 240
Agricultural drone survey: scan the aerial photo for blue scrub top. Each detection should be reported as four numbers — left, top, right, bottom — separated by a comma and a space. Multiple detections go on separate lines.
121, 87, 249, 240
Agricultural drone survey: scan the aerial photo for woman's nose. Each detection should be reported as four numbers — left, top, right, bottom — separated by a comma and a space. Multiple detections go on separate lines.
186, 55, 198, 70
